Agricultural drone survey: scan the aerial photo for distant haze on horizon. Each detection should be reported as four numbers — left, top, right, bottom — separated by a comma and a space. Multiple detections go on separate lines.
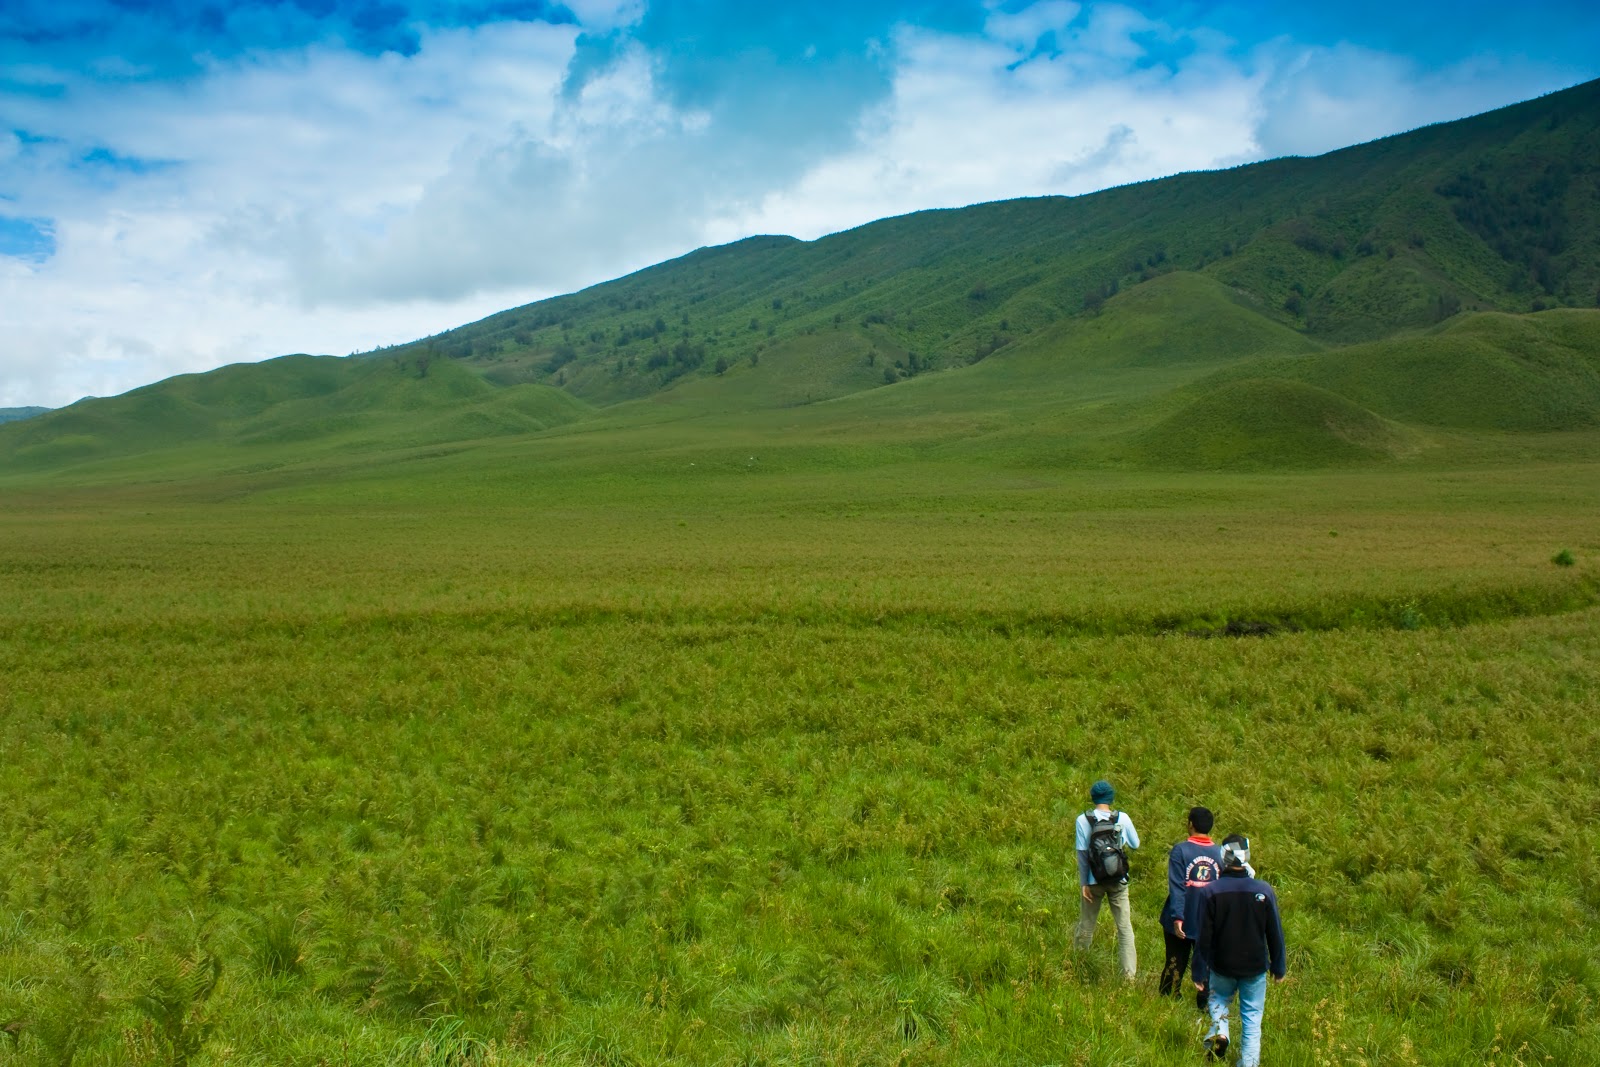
2, 0, 1597, 408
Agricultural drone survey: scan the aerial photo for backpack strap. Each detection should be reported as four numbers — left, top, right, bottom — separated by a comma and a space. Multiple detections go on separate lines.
1087, 809, 1120, 833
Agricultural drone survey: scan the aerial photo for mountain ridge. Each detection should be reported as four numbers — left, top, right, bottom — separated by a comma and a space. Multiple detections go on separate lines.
0, 406, 50, 425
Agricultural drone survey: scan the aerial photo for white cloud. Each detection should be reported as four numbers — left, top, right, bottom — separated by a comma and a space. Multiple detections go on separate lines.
278, 39, 732, 304
1250, 42, 1569, 158
710, 12, 1262, 242
0, 242, 521, 407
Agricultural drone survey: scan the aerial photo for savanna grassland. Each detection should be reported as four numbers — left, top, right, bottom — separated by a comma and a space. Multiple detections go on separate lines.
3, 455, 1599, 1066
5, 76, 1600, 1067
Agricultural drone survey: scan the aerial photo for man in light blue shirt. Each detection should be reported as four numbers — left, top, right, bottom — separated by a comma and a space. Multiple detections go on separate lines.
1073, 778, 1141, 980
1075, 780, 1139, 979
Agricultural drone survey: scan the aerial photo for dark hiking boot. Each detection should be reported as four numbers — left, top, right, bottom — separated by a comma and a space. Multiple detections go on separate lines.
1204, 1033, 1229, 1061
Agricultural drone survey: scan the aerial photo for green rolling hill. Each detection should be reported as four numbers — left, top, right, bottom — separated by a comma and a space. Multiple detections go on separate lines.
4, 77, 1600, 483
1132, 378, 1416, 470
0, 355, 587, 473
1198, 309, 1600, 433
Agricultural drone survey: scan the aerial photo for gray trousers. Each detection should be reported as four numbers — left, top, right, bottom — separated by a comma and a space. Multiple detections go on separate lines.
1075, 882, 1137, 979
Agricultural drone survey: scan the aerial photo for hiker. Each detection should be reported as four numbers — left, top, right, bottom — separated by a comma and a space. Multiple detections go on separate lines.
1190, 834, 1286, 1066
1073, 779, 1140, 980
1159, 805, 1222, 1008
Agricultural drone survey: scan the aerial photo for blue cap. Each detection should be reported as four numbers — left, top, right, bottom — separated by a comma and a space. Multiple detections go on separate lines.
1090, 780, 1115, 804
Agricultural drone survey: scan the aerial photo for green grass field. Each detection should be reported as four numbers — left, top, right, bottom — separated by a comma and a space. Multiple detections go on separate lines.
3, 450, 1598, 1066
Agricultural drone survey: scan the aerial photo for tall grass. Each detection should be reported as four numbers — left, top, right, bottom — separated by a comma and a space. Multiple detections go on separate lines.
1, 462, 1597, 1062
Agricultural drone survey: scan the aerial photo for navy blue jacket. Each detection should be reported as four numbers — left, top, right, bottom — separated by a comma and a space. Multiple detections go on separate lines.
1191, 870, 1286, 981
1161, 836, 1223, 934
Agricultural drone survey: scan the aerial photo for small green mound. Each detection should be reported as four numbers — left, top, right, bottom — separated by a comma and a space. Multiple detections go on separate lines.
1016, 272, 1320, 371
155, 354, 351, 417
1134, 378, 1407, 469
1215, 311, 1600, 432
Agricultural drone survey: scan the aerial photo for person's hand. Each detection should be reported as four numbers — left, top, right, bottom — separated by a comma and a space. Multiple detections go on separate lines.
1193, 981, 1205, 992
1173, 920, 1185, 938
1081, 885, 1094, 902
1272, 974, 1289, 985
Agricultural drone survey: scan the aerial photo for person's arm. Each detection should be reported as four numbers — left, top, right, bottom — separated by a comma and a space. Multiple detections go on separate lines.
1183, 874, 1203, 934
1074, 814, 1093, 888
1265, 886, 1287, 979
1167, 846, 1186, 933
1121, 814, 1140, 850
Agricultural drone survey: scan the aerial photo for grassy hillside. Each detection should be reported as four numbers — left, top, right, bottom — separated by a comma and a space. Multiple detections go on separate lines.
0, 354, 588, 475
384, 77, 1599, 406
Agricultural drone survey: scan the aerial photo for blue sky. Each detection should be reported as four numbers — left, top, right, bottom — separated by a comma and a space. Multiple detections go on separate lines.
1, 1, 1597, 407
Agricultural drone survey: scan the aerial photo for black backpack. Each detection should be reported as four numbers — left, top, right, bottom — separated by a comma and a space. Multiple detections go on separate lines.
1086, 810, 1130, 882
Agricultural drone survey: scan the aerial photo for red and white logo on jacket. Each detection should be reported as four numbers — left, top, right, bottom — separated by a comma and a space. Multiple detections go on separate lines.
1185, 855, 1221, 889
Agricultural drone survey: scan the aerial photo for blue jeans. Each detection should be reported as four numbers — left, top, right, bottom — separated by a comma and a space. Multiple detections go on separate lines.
1206, 971, 1268, 1067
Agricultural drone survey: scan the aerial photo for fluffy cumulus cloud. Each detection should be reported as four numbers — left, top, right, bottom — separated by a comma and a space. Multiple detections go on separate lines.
714, 4, 1262, 240
276, 40, 731, 304
0, 0, 1594, 406
1, 16, 591, 405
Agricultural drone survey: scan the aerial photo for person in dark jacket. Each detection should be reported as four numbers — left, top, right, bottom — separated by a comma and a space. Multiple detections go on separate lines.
1190, 835, 1286, 1067
1159, 806, 1222, 1008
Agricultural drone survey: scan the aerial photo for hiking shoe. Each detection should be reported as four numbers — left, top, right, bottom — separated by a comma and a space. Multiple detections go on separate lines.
1204, 1033, 1229, 1061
